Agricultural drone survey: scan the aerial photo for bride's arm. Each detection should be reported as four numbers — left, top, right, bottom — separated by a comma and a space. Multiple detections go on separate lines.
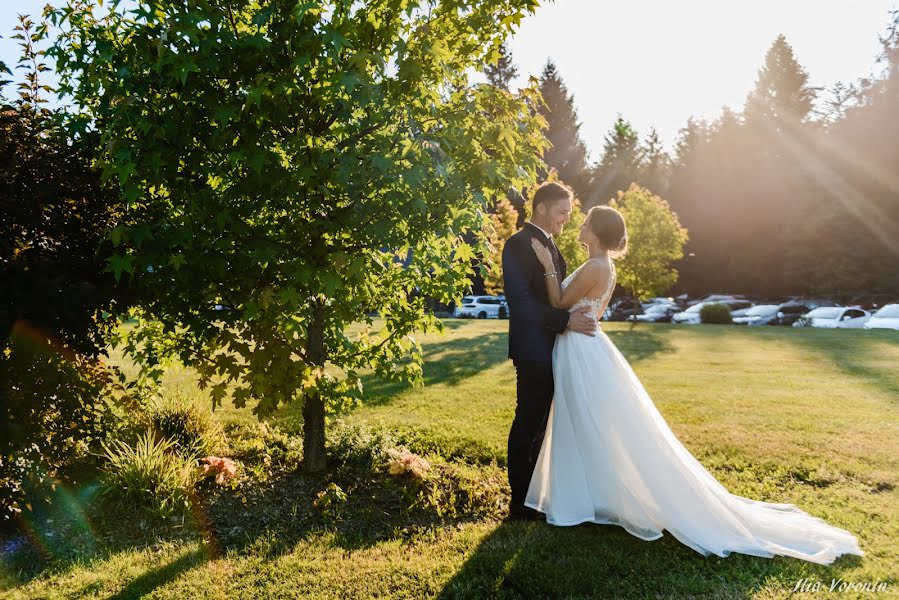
530, 239, 563, 307
530, 240, 606, 309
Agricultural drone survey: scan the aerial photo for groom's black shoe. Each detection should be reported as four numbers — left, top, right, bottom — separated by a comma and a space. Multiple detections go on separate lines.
506, 504, 543, 522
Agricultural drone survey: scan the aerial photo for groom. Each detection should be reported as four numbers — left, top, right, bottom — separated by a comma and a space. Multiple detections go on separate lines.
502, 181, 596, 520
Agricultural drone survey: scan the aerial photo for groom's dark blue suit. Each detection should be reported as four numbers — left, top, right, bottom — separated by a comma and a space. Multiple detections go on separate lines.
502, 222, 570, 510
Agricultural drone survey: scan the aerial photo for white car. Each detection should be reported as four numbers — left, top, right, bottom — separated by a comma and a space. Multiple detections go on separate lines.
672, 300, 752, 325
733, 304, 781, 326
454, 295, 507, 319
727, 300, 754, 319
794, 306, 870, 329
864, 304, 899, 330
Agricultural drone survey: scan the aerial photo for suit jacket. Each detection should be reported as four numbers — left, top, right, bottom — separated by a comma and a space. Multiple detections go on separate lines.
502, 223, 571, 365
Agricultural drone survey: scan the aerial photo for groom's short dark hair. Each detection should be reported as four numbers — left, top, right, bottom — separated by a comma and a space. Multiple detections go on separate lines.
532, 181, 573, 213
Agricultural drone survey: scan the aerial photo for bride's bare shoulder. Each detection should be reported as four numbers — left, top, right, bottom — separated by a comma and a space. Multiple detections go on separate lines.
578, 257, 611, 278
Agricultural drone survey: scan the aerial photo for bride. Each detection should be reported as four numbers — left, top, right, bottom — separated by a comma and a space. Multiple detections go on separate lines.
524, 205, 863, 566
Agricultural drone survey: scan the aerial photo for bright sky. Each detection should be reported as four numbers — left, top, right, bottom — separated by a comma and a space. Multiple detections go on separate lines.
506, 0, 898, 157
2, 1, 896, 157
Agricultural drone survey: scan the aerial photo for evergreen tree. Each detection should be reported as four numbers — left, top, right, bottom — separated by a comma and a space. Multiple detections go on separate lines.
638, 128, 671, 196
587, 116, 640, 208
788, 9, 899, 297
734, 35, 819, 295
484, 42, 518, 91
538, 60, 591, 200
672, 116, 710, 171
745, 34, 818, 128
817, 81, 862, 124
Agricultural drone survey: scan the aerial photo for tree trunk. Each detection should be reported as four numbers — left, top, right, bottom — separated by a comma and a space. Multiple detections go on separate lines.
302, 299, 327, 473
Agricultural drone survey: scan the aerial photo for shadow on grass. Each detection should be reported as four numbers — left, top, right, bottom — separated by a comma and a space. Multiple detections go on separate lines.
357, 326, 675, 409
359, 331, 508, 405
198, 461, 499, 558
778, 328, 899, 400
437, 519, 863, 599
604, 325, 675, 363
0, 481, 214, 594
104, 546, 208, 600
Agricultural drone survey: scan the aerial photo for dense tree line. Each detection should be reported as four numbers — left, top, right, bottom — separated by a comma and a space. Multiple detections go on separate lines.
489, 11, 899, 300
667, 22, 899, 299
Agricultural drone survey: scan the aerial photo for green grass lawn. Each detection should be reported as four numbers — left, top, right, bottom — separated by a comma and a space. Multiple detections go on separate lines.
2, 321, 898, 599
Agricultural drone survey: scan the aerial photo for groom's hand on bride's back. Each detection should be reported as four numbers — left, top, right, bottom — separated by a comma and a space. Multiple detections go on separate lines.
567, 306, 597, 336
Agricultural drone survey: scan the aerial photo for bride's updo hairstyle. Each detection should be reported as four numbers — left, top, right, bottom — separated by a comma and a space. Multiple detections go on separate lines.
586, 205, 628, 259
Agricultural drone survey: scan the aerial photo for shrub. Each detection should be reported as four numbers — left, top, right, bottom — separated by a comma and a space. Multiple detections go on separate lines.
146, 397, 223, 458
700, 303, 733, 324
326, 421, 398, 471
100, 431, 197, 520
326, 421, 508, 520
391, 427, 503, 466
326, 421, 503, 470
0, 17, 125, 528
225, 421, 302, 479
0, 328, 121, 525
313, 482, 348, 524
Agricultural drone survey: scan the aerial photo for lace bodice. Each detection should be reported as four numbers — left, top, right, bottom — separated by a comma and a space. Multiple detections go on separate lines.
562, 258, 616, 320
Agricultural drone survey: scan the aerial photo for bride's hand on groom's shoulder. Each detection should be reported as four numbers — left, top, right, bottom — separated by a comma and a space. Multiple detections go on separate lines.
530, 238, 555, 271
567, 306, 597, 336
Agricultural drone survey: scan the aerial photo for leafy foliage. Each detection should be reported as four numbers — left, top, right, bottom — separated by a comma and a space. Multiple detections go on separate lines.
666, 24, 899, 298
482, 195, 520, 295
100, 431, 198, 520
0, 15, 126, 526
483, 42, 518, 91
0, 326, 121, 524
609, 184, 688, 300
554, 195, 588, 269
49, 0, 548, 471
146, 397, 224, 458
0, 14, 124, 355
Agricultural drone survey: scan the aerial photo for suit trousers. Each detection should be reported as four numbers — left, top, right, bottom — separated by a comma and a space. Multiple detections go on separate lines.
507, 359, 555, 508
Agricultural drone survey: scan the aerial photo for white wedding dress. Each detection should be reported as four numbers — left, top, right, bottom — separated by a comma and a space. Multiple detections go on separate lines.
524, 259, 863, 565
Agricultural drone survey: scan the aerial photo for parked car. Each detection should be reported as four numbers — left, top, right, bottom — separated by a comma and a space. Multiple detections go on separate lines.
606, 298, 643, 321
733, 304, 781, 326
848, 294, 898, 311
801, 298, 841, 309
629, 303, 681, 323
672, 300, 753, 324
672, 302, 712, 324
794, 306, 870, 328
454, 295, 506, 319
689, 294, 743, 307
863, 303, 899, 330
641, 297, 679, 310
727, 300, 755, 318
771, 302, 811, 326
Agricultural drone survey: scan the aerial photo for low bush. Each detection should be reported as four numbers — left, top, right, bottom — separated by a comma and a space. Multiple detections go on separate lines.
327, 420, 502, 469
146, 396, 224, 458
225, 421, 302, 479
327, 421, 508, 521
326, 421, 397, 471
0, 328, 122, 526
100, 431, 198, 520
699, 303, 733, 324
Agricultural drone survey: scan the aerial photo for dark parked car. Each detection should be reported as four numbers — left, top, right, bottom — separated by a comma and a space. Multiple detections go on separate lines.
772, 303, 811, 326
605, 298, 643, 321
629, 303, 681, 323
